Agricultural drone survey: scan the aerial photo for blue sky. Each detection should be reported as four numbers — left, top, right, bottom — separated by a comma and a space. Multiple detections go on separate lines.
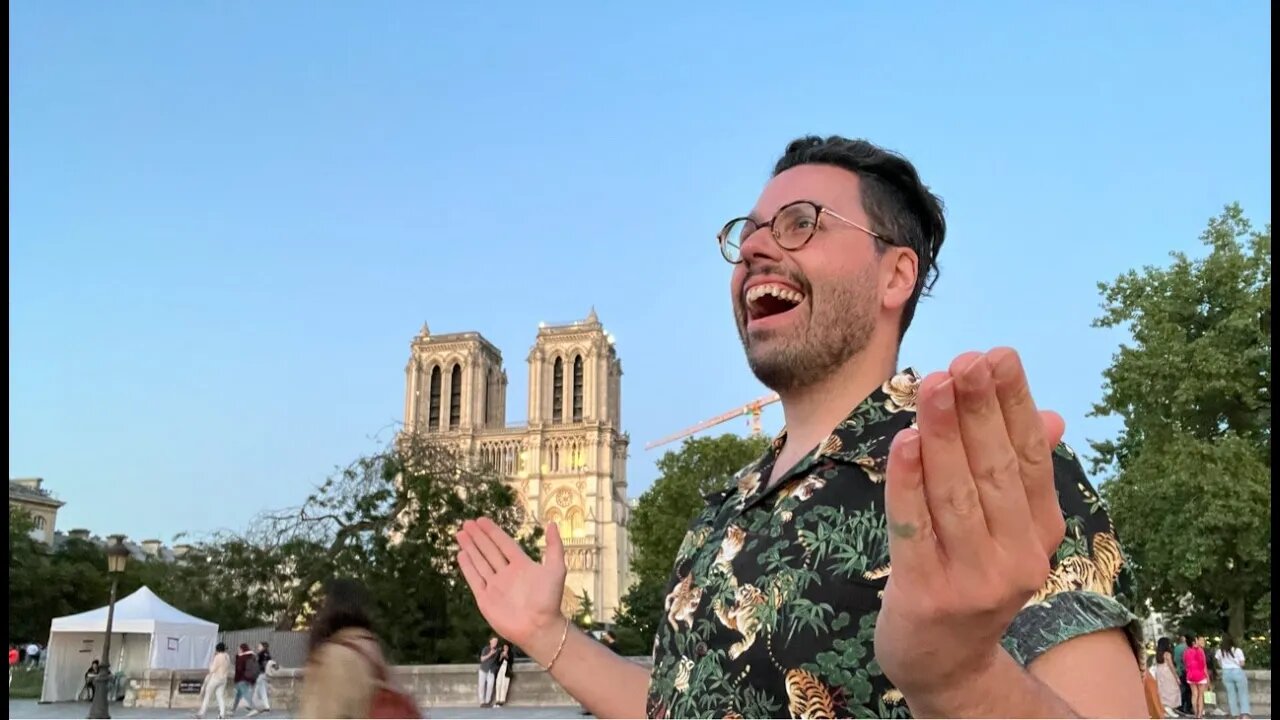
10, 3, 1271, 544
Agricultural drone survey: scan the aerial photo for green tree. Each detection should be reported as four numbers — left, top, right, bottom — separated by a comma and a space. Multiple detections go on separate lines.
1091, 203, 1271, 642
9, 506, 56, 641
7, 432, 534, 663
254, 431, 535, 663
615, 433, 769, 645
573, 590, 595, 629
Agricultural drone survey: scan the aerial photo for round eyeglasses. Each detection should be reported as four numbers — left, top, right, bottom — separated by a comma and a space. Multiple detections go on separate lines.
716, 200, 887, 264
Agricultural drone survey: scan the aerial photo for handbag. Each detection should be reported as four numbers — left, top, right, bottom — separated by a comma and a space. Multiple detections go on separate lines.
1204, 689, 1217, 705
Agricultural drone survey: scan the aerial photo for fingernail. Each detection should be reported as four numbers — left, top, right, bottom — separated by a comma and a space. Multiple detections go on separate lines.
990, 349, 1018, 382
899, 431, 920, 461
964, 354, 989, 379
933, 378, 955, 409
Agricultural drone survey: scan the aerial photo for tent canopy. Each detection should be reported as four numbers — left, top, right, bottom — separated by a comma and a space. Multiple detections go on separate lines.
50, 585, 217, 635
41, 586, 219, 703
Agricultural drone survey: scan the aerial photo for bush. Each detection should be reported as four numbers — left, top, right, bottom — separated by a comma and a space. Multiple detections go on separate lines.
1242, 635, 1271, 669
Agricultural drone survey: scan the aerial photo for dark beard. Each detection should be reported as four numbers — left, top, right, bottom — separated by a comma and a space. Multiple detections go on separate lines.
736, 269, 878, 393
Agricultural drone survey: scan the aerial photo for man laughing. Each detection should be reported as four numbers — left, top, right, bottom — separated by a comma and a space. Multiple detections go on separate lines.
457, 135, 1146, 718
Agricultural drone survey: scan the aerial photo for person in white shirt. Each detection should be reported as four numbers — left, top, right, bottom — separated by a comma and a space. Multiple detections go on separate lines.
1214, 635, 1251, 718
197, 642, 231, 720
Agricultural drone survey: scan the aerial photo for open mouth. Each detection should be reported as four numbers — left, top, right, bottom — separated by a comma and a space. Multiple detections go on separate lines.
745, 283, 805, 322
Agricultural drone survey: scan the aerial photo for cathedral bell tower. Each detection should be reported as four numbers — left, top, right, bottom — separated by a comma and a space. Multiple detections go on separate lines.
403, 323, 508, 433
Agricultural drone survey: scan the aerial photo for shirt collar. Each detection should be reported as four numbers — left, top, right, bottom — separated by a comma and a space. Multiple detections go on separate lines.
708, 368, 921, 508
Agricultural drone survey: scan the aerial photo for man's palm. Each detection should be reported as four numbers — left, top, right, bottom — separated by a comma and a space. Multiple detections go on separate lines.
457, 518, 568, 647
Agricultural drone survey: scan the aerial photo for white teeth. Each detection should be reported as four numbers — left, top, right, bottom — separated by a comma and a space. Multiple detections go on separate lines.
745, 283, 804, 305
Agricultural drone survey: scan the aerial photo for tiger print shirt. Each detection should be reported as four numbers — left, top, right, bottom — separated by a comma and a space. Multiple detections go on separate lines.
644, 369, 1141, 719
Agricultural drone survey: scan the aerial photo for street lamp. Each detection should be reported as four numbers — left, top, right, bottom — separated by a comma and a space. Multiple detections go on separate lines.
88, 535, 130, 720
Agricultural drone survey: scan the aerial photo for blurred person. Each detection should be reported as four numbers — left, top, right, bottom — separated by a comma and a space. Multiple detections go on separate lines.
477, 636, 499, 706
1153, 637, 1182, 711
296, 578, 419, 719
249, 641, 274, 716
1215, 635, 1250, 718
1175, 634, 1192, 714
196, 644, 231, 719
79, 659, 100, 703
1184, 635, 1210, 719
230, 643, 261, 715
493, 642, 514, 707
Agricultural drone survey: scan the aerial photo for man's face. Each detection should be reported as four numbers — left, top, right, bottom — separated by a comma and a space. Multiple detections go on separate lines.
731, 164, 893, 392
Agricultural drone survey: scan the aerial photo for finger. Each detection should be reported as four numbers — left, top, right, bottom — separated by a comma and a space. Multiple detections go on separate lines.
462, 519, 512, 573
457, 550, 488, 594
988, 347, 1066, 555
457, 528, 497, 577
884, 428, 942, 582
949, 352, 1034, 546
477, 517, 530, 568
917, 370, 993, 567
1039, 410, 1066, 448
543, 521, 565, 569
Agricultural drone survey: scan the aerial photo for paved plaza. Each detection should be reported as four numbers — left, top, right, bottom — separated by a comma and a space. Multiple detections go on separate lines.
8, 700, 592, 719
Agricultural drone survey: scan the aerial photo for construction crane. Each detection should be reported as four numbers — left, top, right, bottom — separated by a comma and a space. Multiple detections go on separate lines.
644, 392, 781, 451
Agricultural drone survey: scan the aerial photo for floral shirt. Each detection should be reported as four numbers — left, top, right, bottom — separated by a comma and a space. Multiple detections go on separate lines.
645, 370, 1140, 719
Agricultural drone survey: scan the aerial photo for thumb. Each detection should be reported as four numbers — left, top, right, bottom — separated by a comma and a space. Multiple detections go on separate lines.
543, 522, 565, 569
1039, 410, 1066, 449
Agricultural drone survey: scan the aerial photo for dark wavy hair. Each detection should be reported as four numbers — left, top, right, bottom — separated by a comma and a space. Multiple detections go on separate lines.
773, 135, 947, 340
308, 578, 375, 654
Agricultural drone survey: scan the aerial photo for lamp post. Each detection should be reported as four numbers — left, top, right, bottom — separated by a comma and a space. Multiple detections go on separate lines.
87, 535, 130, 720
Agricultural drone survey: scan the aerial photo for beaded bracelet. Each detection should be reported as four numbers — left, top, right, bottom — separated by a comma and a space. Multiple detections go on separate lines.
543, 618, 571, 673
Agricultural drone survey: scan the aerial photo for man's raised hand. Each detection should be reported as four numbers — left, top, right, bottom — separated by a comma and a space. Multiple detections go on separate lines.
457, 518, 569, 663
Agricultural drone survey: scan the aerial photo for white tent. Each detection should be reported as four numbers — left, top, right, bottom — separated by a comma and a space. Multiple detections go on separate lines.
40, 586, 218, 703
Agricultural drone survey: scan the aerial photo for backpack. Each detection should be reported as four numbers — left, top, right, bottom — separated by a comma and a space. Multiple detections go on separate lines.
243, 653, 261, 683
333, 639, 421, 719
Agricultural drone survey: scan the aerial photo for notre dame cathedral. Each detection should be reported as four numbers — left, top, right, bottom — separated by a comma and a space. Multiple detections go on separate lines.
402, 310, 632, 623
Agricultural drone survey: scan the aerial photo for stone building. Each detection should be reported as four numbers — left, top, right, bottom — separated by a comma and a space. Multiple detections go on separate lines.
402, 310, 632, 623
9, 477, 64, 545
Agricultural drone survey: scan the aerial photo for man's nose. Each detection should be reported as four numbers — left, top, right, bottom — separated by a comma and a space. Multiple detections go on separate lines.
738, 224, 784, 266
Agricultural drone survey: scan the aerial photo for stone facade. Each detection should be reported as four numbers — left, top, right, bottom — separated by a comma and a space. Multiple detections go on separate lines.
9, 477, 64, 545
402, 311, 632, 623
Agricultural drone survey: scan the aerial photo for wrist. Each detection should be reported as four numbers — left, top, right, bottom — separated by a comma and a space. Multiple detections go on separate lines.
522, 612, 571, 668
898, 644, 1004, 714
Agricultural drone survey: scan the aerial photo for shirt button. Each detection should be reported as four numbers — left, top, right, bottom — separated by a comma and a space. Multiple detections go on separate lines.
696, 643, 709, 658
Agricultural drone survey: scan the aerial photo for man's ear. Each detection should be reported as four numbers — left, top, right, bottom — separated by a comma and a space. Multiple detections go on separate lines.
882, 247, 918, 313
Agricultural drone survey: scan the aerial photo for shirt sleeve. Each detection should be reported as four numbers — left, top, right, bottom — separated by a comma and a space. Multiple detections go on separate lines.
1001, 443, 1143, 668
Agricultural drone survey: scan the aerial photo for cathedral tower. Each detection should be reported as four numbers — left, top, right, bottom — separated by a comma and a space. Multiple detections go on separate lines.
404, 323, 508, 433
401, 312, 631, 623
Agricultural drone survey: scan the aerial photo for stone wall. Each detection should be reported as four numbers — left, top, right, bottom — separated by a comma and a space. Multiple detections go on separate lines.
124, 664, 1270, 714
123, 658, 655, 712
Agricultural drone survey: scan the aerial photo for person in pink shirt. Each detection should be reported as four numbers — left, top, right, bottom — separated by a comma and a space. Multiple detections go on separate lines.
1183, 635, 1211, 718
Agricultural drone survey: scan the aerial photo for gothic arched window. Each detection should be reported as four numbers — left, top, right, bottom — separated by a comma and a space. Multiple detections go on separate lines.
429, 366, 442, 430
552, 357, 564, 423
572, 355, 584, 422
449, 364, 462, 429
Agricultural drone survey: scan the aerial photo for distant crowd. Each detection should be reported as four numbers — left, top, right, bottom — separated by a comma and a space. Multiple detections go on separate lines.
1147, 633, 1253, 719
195, 641, 277, 719
8, 641, 46, 687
